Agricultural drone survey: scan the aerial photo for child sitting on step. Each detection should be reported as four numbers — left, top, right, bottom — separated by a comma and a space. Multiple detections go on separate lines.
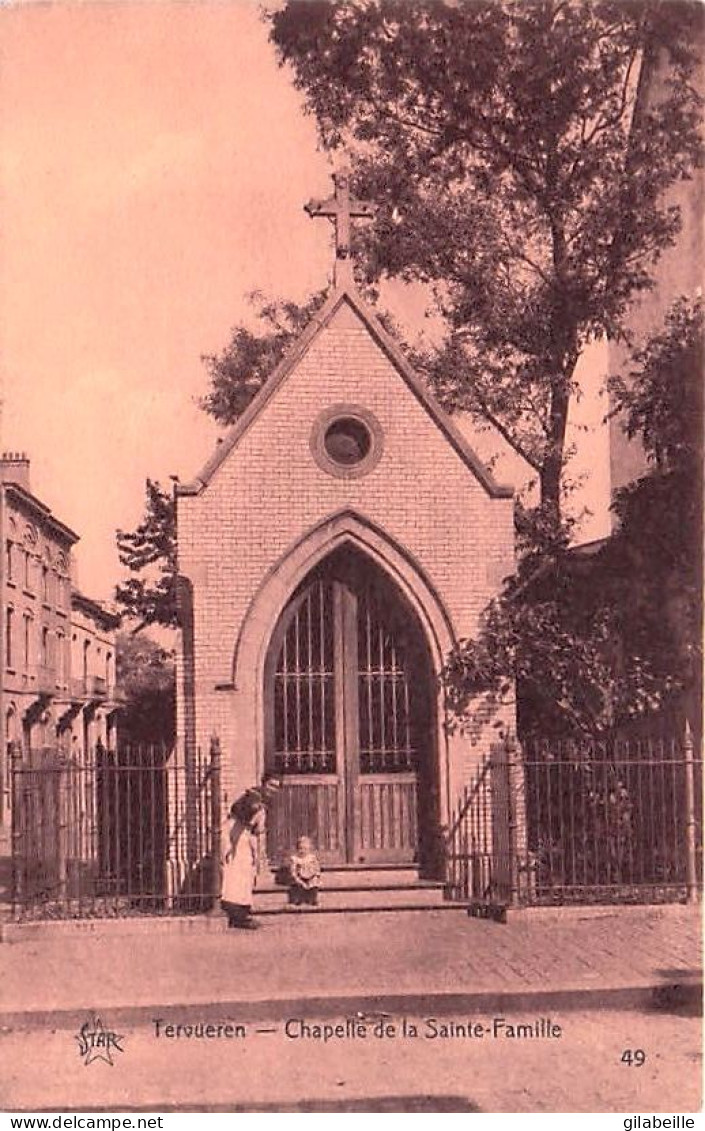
288, 836, 321, 908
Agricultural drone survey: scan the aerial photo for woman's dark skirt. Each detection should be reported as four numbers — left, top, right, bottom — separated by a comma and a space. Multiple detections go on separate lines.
221, 900, 254, 928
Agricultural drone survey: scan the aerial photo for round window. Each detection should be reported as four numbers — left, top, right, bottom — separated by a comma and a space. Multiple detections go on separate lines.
310, 404, 383, 479
323, 417, 372, 466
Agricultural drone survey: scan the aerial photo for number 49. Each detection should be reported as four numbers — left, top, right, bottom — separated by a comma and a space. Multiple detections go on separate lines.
621, 1049, 647, 1067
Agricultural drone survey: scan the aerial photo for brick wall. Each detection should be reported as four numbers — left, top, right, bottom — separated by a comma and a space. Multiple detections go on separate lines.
178, 296, 516, 809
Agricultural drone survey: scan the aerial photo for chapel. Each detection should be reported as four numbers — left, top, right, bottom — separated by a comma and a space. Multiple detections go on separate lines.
175, 173, 517, 891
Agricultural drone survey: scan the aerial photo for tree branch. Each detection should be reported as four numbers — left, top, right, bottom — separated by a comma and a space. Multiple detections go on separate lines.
469, 389, 543, 472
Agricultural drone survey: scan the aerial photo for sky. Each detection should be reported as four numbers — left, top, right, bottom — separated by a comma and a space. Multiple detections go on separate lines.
0, 1, 610, 602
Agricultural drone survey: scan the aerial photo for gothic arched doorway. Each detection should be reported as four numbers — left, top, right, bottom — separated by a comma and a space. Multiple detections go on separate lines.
264, 546, 438, 870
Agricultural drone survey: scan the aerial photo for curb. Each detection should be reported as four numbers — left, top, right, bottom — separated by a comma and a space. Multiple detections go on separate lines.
0, 905, 469, 943
0, 981, 701, 1033
2, 900, 697, 943
509, 902, 696, 921
0, 913, 227, 944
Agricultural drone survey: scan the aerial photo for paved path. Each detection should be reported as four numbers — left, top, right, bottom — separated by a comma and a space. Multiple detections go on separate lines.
1, 905, 700, 1025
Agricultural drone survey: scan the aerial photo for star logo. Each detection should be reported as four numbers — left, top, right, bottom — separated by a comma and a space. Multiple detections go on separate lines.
75, 1015, 125, 1066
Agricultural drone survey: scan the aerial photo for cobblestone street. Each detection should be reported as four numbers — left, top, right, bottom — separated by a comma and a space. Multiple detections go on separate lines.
3, 905, 700, 1018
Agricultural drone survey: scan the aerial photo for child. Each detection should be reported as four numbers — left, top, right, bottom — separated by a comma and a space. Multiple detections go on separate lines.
288, 836, 321, 908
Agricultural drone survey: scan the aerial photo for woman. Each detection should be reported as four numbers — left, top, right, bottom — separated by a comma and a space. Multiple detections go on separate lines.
221, 791, 265, 930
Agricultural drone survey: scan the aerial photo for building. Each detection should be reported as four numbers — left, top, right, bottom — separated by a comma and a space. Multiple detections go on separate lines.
608, 29, 704, 501
69, 590, 120, 753
176, 174, 518, 886
0, 452, 120, 827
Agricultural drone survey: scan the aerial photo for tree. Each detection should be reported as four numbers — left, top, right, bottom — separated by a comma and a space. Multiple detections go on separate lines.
116, 631, 176, 743
269, 0, 702, 531
115, 295, 329, 629
609, 295, 703, 481
608, 295, 703, 713
444, 295, 703, 735
117, 1, 702, 649
199, 289, 328, 424
116, 480, 177, 630
116, 287, 402, 628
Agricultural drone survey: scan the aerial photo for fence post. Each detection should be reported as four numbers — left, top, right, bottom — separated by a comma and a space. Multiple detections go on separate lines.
209, 736, 222, 914
504, 737, 518, 908
494, 734, 523, 908
508, 733, 530, 907
683, 719, 699, 904
488, 739, 514, 907
10, 742, 21, 919
57, 756, 68, 910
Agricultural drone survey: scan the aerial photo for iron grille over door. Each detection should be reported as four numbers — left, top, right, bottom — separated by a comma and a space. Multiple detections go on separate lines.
358, 589, 416, 774
273, 580, 335, 775
265, 551, 432, 867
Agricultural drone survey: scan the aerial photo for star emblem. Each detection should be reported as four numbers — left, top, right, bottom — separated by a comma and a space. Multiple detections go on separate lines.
75, 1015, 125, 1066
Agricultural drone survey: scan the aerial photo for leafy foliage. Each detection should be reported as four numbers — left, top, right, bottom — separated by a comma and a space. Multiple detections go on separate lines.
116, 289, 409, 629
264, 0, 702, 732
199, 290, 328, 425
115, 480, 177, 629
116, 631, 176, 743
444, 295, 703, 735
198, 286, 402, 424
117, 0, 703, 719
444, 555, 653, 737
608, 296, 703, 705
115, 295, 331, 629
269, 0, 703, 526
609, 295, 703, 476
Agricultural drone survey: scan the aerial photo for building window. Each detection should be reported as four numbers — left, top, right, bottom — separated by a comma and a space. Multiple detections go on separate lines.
42, 564, 49, 602
106, 651, 112, 686
310, 404, 384, 480
23, 614, 31, 670
6, 705, 18, 749
6, 540, 13, 582
324, 417, 372, 465
6, 608, 14, 669
56, 632, 65, 683
41, 626, 49, 667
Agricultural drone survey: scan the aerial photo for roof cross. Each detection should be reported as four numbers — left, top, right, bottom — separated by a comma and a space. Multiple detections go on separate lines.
305, 170, 375, 286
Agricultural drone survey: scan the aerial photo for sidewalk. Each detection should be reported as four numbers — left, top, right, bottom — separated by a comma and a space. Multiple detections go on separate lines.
1, 904, 701, 1029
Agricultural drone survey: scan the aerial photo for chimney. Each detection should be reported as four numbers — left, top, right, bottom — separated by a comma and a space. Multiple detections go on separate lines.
1, 452, 31, 492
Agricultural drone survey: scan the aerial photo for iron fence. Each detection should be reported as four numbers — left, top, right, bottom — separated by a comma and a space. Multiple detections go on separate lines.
445, 727, 702, 908
9, 739, 221, 920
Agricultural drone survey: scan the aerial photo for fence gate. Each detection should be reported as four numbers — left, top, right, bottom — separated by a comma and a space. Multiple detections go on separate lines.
10, 739, 221, 920
445, 741, 519, 917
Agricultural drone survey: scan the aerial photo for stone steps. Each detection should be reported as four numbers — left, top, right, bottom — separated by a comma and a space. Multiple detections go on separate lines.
253, 866, 450, 914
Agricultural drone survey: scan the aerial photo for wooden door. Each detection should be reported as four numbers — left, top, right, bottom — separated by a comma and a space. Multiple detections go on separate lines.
265, 555, 431, 868
354, 583, 421, 863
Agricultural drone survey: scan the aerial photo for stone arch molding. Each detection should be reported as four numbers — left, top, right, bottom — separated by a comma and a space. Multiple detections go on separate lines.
232, 509, 456, 695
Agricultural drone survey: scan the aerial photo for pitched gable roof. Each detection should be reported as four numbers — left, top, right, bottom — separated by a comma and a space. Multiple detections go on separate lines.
177, 283, 513, 499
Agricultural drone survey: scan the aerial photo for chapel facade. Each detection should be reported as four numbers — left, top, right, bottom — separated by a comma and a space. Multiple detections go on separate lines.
176, 175, 517, 878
